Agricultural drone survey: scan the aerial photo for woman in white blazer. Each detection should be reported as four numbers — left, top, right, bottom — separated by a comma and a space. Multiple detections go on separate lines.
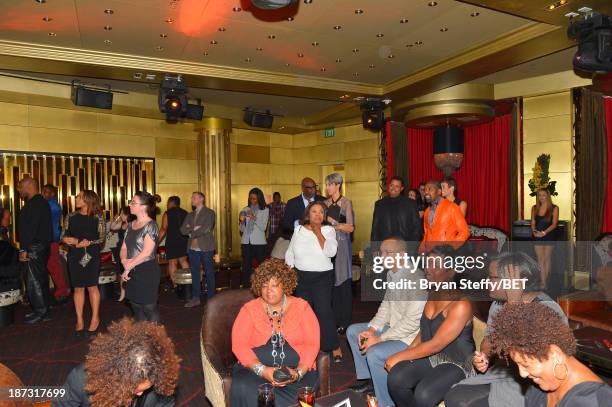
239, 187, 269, 288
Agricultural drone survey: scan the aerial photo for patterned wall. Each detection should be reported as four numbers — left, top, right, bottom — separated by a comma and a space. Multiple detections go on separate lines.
0, 151, 155, 241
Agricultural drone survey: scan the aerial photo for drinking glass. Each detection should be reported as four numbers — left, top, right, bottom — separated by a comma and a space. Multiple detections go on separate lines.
257, 383, 275, 407
297, 386, 315, 407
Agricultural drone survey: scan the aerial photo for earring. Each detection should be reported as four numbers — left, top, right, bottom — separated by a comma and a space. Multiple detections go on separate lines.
552, 358, 568, 381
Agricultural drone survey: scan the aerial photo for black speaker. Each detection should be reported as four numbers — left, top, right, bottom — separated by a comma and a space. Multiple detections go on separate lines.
71, 86, 113, 109
244, 110, 273, 128
186, 103, 204, 120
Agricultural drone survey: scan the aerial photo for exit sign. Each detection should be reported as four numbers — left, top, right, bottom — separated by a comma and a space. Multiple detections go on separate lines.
324, 127, 335, 138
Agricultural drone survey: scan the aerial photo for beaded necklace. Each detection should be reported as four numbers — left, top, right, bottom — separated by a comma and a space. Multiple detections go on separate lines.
265, 294, 287, 368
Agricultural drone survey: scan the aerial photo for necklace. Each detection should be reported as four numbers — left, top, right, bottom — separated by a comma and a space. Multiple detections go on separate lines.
265, 295, 287, 368
330, 195, 342, 206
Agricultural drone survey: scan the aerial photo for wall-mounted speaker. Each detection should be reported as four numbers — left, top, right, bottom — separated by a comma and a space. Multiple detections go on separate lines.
71, 86, 113, 109
244, 110, 274, 128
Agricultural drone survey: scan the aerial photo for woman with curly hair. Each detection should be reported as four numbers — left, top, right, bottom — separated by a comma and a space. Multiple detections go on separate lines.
61, 190, 106, 337
487, 302, 611, 406
231, 258, 320, 407
54, 317, 180, 407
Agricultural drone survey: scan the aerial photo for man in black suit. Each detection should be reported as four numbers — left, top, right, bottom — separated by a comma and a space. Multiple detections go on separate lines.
281, 177, 325, 238
371, 176, 420, 249
17, 177, 53, 324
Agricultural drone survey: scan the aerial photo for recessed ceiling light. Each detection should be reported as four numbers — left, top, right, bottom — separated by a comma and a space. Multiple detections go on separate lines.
376, 33, 384, 38
320, 67, 326, 72
48, 32, 56, 36
156, 46, 164, 51
352, 48, 359, 53
203, 51, 209, 56
440, 27, 448, 32
352, 72, 359, 77
311, 41, 319, 46
428, 1, 438, 6
268, 34, 276, 39
160, 33, 168, 38
304, 0, 313, 3
165, 18, 174, 24
104, 9, 114, 15
335, 58, 342, 63
35, 0, 46, 3
400, 18, 408, 23
369, 64, 375, 68
104, 25, 112, 31
104, 39, 112, 44
256, 47, 263, 51
354, 9, 364, 14
297, 52, 304, 57
285, 63, 290, 66
245, 58, 252, 62
415, 40, 423, 45
388, 54, 395, 59
218, 27, 226, 32
333, 25, 342, 30
42, 16, 52, 22
287, 16, 294, 21
210, 40, 218, 45
232, 6, 242, 12
470, 11, 480, 17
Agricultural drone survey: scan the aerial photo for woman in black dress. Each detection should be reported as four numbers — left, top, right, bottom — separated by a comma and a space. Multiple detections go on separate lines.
441, 177, 468, 217
530, 188, 559, 289
61, 190, 106, 337
121, 192, 161, 323
159, 196, 189, 288
109, 206, 133, 301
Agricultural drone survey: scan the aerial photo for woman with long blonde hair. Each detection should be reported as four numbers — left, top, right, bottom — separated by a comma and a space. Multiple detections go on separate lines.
530, 188, 559, 289
62, 190, 106, 337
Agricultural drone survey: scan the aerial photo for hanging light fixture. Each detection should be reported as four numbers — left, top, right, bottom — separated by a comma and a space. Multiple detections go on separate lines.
433, 125, 464, 176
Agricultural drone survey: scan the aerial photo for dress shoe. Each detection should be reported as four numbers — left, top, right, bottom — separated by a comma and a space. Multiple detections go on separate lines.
24, 312, 51, 324
75, 329, 84, 338
53, 296, 70, 306
349, 379, 373, 393
184, 298, 201, 308
86, 328, 99, 338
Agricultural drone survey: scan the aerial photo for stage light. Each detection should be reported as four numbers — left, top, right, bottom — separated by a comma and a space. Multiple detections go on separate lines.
567, 12, 612, 75
158, 74, 204, 123
360, 98, 387, 132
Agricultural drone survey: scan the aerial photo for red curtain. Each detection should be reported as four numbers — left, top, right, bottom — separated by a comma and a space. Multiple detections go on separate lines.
405, 115, 511, 232
603, 97, 612, 233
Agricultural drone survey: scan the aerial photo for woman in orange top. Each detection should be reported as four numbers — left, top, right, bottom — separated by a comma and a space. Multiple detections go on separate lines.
231, 258, 321, 407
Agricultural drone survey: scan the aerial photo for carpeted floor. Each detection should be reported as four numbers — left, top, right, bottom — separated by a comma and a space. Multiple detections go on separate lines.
0, 283, 377, 406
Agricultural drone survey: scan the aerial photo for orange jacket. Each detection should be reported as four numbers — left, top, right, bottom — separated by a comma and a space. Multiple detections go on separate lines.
232, 297, 320, 369
420, 198, 470, 252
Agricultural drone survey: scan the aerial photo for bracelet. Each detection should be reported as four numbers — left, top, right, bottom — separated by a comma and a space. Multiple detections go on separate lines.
252, 363, 265, 377
332, 220, 338, 227
296, 368, 305, 381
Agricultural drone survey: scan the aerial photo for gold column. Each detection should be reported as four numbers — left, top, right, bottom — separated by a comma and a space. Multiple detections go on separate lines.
197, 118, 232, 258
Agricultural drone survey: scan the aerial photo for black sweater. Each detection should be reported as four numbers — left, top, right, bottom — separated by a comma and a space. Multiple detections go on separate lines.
18, 194, 53, 251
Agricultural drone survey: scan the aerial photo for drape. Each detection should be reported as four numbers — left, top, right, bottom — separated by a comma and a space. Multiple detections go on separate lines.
602, 97, 612, 233
403, 115, 511, 232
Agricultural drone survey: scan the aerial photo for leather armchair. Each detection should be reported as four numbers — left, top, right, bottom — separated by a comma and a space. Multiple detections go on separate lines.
200, 289, 330, 407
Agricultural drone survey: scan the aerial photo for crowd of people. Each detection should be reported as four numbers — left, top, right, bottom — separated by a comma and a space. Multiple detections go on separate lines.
1, 172, 608, 407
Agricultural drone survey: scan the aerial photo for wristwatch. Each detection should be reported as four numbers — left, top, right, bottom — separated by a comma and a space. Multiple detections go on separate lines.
296, 368, 305, 381
331, 219, 338, 227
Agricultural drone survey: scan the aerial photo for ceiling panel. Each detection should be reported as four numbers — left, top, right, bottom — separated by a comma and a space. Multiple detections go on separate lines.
0, 0, 535, 85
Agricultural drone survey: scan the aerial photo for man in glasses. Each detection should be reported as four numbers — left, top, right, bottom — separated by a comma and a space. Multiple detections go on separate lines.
281, 177, 325, 238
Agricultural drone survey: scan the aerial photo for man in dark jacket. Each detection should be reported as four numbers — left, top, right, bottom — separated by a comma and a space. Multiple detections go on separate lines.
17, 177, 53, 324
371, 176, 420, 248
281, 177, 325, 238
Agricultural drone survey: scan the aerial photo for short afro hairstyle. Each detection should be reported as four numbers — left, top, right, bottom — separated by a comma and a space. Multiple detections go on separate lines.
487, 302, 575, 361
84, 317, 180, 407
251, 258, 298, 297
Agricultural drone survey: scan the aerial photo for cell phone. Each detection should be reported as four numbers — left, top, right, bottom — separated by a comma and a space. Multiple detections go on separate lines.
360, 336, 367, 346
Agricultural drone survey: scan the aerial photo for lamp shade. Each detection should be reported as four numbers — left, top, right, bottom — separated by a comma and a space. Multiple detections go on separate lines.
434, 126, 464, 176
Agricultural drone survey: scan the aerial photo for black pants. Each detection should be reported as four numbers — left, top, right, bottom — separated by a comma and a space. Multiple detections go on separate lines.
131, 302, 160, 323
388, 358, 465, 407
295, 269, 339, 352
23, 244, 51, 316
332, 278, 352, 329
444, 384, 490, 407
241, 243, 266, 288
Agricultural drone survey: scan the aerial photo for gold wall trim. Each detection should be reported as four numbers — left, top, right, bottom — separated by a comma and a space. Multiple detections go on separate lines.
0, 40, 381, 99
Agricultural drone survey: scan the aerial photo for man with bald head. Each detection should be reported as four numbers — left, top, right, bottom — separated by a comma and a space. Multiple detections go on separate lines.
281, 177, 325, 238
17, 177, 53, 324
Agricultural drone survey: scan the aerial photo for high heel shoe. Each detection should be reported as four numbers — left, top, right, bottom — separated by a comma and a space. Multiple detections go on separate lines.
75, 329, 84, 338
86, 328, 99, 338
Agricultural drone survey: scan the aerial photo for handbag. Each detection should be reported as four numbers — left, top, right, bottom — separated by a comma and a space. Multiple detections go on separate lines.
272, 366, 293, 382
79, 247, 92, 268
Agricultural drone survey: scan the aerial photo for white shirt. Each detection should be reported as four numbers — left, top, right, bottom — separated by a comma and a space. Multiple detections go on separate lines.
285, 225, 337, 271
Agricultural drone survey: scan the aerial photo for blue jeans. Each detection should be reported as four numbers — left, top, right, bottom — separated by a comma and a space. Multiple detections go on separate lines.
347, 322, 408, 407
187, 250, 216, 299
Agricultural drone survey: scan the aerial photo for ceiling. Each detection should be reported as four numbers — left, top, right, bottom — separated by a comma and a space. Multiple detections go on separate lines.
0, 0, 533, 85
